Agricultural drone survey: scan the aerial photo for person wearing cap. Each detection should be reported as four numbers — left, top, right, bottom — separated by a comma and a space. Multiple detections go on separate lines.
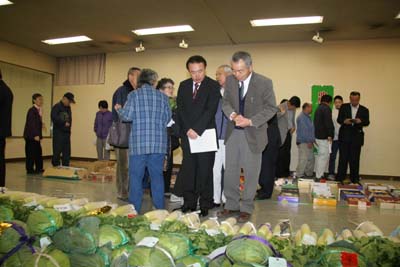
51, 92, 75, 166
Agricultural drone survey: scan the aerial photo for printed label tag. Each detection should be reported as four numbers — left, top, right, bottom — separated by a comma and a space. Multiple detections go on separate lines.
137, 237, 159, 248
269, 257, 287, 267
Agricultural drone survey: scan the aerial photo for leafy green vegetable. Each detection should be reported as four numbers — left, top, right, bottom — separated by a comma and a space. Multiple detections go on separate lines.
99, 225, 129, 249
53, 227, 97, 254
0, 206, 13, 221
188, 229, 232, 256
157, 233, 192, 260
0, 220, 29, 254
27, 209, 63, 236
226, 237, 273, 265
128, 246, 175, 267
175, 254, 209, 267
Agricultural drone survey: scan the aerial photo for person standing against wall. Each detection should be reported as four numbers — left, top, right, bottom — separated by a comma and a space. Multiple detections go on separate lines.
0, 69, 13, 192
212, 65, 231, 207
115, 69, 171, 213
295, 103, 315, 178
336, 92, 369, 184
328, 95, 343, 180
276, 96, 301, 178
313, 94, 334, 181
175, 55, 220, 217
94, 100, 113, 160
51, 92, 75, 167
24, 93, 44, 174
112, 67, 141, 201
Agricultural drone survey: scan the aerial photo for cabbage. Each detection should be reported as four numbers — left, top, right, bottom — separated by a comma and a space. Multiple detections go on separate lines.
127, 246, 175, 267
53, 227, 97, 254
209, 255, 232, 267
225, 237, 273, 265
24, 248, 71, 267
157, 233, 192, 260
0, 245, 34, 267
99, 225, 129, 249
111, 244, 133, 260
307, 247, 368, 267
0, 221, 29, 253
0, 206, 13, 221
175, 255, 209, 267
27, 209, 63, 236
77, 216, 101, 245
69, 252, 107, 267
133, 228, 159, 244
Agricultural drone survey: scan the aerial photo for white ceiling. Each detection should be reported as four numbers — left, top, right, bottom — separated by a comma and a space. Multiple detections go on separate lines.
0, 0, 399, 57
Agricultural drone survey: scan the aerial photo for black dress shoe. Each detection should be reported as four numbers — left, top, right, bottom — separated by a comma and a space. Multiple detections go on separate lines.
213, 203, 221, 208
200, 208, 208, 217
255, 193, 271, 200
181, 206, 197, 213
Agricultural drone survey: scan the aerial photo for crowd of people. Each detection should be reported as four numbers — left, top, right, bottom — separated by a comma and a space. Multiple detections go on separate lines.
0, 51, 370, 222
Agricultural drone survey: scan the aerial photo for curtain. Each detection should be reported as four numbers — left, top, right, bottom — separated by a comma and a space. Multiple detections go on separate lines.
55, 53, 105, 86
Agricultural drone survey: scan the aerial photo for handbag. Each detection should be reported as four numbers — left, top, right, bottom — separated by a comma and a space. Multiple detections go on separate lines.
107, 120, 131, 148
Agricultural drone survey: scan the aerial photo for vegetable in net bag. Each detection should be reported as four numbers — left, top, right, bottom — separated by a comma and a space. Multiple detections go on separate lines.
77, 216, 101, 245
52, 226, 97, 255
175, 254, 209, 267
99, 224, 129, 249
0, 206, 14, 221
127, 245, 175, 267
111, 244, 133, 267
0, 244, 35, 267
225, 236, 274, 265
133, 228, 159, 244
157, 232, 193, 260
209, 254, 232, 267
24, 247, 71, 267
0, 221, 30, 254
69, 251, 108, 267
27, 209, 63, 236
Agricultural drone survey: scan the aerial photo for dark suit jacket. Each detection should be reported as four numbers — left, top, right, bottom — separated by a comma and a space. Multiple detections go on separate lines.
24, 106, 43, 140
222, 72, 278, 153
176, 76, 220, 137
337, 103, 370, 146
0, 80, 13, 138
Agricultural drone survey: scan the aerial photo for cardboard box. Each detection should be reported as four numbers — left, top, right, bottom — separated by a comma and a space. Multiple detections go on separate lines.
347, 197, 371, 207
313, 197, 337, 206
278, 188, 299, 203
71, 160, 116, 172
366, 190, 392, 202
298, 179, 313, 193
43, 167, 81, 180
87, 172, 114, 183
340, 189, 366, 200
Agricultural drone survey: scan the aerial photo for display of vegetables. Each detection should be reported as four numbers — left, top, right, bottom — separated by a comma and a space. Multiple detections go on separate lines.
1, 190, 400, 267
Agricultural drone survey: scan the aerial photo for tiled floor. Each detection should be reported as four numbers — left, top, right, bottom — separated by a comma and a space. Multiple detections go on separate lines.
4, 160, 400, 235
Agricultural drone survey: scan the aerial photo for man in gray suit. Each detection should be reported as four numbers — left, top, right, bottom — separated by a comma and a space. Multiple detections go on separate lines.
219, 51, 277, 222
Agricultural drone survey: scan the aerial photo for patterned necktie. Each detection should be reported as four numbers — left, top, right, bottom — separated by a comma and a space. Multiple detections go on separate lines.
193, 83, 200, 100
239, 81, 244, 100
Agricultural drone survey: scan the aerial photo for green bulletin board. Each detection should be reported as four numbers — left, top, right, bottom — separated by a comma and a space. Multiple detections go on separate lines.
311, 85, 334, 119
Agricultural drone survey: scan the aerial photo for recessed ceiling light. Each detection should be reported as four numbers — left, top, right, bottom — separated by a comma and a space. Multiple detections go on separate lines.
42, 35, 92, 45
132, 25, 194, 36
250, 16, 323, 27
0, 0, 13, 6
396, 12, 400, 19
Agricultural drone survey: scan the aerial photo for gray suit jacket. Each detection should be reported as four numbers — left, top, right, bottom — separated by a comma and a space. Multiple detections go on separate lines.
277, 101, 296, 146
222, 72, 278, 153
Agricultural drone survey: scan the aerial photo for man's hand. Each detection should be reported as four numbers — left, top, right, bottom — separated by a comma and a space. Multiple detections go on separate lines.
187, 129, 199, 139
235, 116, 252, 128
307, 143, 313, 149
328, 137, 333, 143
65, 122, 70, 127
290, 128, 296, 134
114, 104, 122, 111
34, 136, 40, 142
354, 118, 362, 124
230, 112, 238, 121
344, 118, 353, 125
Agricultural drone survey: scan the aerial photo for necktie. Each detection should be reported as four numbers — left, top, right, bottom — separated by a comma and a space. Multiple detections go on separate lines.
193, 83, 200, 100
239, 81, 244, 100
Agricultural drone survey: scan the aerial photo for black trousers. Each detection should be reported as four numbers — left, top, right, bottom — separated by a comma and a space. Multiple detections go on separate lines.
337, 141, 362, 183
25, 139, 43, 173
52, 131, 71, 166
164, 149, 174, 193
258, 117, 281, 198
276, 131, 292, 178
0, 138, 5, 187
176, 136, 215, 210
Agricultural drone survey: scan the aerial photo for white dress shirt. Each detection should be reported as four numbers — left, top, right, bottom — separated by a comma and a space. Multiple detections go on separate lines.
193, 81, 201, 93
351, 104, 359, 119
239, 72, 252, 97
332, 108, 340, 141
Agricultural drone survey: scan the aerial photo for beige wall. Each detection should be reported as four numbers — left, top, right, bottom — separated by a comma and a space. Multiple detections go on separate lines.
3, 38, 399, 176
0, 40, 56, 159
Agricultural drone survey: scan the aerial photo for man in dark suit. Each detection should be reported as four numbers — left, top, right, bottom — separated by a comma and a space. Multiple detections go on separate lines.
220, 51, 277, 222
336, 91, 370, 184
0, 68, 14, 192
175, 55, 220, 216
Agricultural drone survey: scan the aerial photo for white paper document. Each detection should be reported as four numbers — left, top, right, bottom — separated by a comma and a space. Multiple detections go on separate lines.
189, 128, 218, 153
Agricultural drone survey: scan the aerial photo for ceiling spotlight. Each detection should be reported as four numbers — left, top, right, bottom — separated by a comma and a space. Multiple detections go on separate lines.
179, 39, 188, 49
312, 32, 324, 44
135, 42, 145, 53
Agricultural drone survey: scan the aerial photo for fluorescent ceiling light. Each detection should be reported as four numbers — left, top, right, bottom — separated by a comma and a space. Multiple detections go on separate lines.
133, 25, 194, 36
42, 35, 92, 45
396, 12, 400, 19
0, 0, 13, 6
250, 16, 323, 27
